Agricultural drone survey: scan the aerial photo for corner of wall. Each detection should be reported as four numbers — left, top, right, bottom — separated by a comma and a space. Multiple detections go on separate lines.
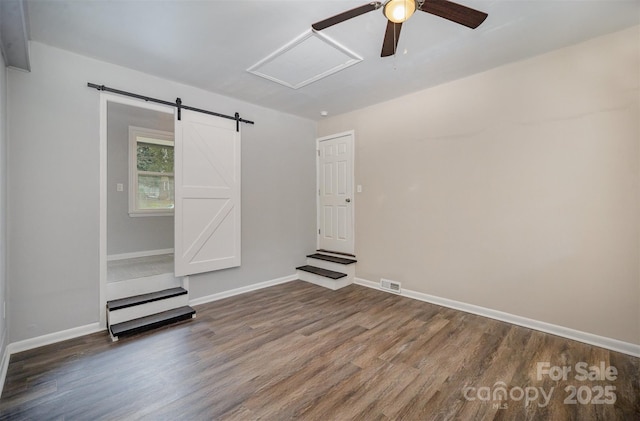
0, 47, 8, 397
0, 329, 8, 397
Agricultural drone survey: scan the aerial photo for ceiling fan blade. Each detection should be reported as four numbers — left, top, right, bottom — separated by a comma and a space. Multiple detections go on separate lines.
419, 0, 488, 29
381, 21, 403, 57
312, 2, 382, 31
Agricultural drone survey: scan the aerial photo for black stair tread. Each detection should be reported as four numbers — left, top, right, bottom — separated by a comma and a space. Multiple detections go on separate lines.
110, 306, 195, 338
107, 287, 187, 311
307, 253, 357, 265
296, 265, 347, 280
317, 249, 356, 258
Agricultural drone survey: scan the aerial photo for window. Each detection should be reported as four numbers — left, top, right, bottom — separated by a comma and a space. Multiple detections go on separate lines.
129, 126, 174, 216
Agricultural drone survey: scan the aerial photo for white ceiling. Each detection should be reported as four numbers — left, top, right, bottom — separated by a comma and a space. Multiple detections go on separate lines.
25, 0, 640, 120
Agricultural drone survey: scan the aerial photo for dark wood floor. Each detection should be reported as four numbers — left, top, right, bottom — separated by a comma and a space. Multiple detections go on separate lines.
1, 281, 638, 420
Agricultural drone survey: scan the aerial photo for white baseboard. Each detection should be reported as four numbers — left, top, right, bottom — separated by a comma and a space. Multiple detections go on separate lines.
4, 274, 295, 356
0, 274, 292, 395
107, 248, 174, 261
354, 278, 640, 358
1, 323, 105, 397
7, 323, 105, 355
189, 274, 297, 307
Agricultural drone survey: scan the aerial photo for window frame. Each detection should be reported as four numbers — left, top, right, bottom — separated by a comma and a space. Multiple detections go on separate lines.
128, 126, 175, 217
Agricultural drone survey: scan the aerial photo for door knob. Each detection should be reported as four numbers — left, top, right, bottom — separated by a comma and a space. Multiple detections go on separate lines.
345, 198, 351, 203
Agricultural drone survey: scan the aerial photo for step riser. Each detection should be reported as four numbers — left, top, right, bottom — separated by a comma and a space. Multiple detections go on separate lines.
306, 258, 355, 277
111, 313, 195, 341
316, 251, 356, 259
297, 270, 353, 291
107, 273, 183, 300
110, 306, 196, 340
307, 253, 357, 265
108, 294, 189, 325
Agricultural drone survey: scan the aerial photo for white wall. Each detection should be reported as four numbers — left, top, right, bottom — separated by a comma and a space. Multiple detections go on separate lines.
107, 102, 174, 255
0, 46, 8, 361
7, 42, 317, 343
319, 26, 640, 345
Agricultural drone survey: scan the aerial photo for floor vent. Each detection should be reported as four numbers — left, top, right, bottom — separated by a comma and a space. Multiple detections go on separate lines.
380, 279, 401, 294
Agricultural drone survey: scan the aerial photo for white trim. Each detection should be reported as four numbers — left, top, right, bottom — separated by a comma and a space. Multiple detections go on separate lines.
247, 30, 362, 90
316, 130, 355, 254
0, 346, 9, 398
1, 274, 293, 394
100, 93, 176, 115
107, 248, 174, 262
99, 93, 108, 328
99, 93, 175, 329
0, 323, 105, 393
7, 323, 104, 355
189, 274, 297, 307
182, 275, 189, 294
0, 330, 8, 398
354, 277, 640, 358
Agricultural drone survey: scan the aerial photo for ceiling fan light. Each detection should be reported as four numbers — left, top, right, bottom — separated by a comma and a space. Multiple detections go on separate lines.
383, 0, 417, 24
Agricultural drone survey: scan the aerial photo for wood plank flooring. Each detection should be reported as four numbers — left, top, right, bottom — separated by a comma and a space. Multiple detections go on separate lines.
1, 281, 638, 420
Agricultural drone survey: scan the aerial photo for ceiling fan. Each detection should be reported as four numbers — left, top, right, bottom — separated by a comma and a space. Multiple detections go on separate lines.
311, 0, 488, 57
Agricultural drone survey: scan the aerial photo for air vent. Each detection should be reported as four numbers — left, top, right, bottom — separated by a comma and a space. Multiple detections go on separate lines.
380, 278, 401, 294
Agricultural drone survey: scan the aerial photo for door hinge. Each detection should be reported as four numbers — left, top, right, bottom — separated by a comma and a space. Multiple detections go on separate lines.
317, 150, 320, 157
318, 229, 321, 234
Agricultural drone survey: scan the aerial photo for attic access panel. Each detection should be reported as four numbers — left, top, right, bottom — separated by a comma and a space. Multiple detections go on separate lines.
247, 30, 363, 89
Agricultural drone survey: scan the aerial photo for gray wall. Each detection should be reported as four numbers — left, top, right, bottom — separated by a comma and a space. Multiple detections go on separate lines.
0, 50, 7, 359
7, 42, 317, 343
107, 102, 174, 255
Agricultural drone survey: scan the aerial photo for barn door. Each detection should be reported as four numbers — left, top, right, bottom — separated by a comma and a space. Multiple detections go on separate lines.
174, 110, 241, 277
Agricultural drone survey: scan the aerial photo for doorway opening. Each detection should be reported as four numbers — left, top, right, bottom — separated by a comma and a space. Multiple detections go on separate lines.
316, 131, 355, 255
99, 93, 243, 331
106, 102, 175, 277
99, 94, 176, 328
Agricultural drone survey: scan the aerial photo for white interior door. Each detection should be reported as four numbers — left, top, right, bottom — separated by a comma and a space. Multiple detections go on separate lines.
174, 110, 241, 277
318, 131, 354, 254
